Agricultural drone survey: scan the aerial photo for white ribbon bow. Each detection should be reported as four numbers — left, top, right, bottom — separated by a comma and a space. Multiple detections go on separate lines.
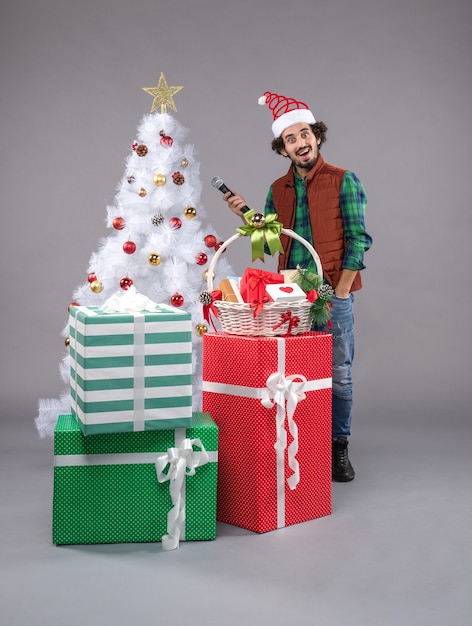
156, 438, 210, 551
100, 285, 157, 313
261, 372, 307, 490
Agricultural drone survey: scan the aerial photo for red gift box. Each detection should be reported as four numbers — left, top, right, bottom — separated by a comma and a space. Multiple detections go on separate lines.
202, 331, 332, 533
239, 267, 284, 316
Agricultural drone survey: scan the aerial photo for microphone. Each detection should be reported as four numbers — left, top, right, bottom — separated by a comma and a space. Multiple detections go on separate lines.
211, 176, 251, 214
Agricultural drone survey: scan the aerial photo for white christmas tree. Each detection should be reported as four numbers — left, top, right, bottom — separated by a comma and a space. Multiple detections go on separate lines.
36, 73, 233, 437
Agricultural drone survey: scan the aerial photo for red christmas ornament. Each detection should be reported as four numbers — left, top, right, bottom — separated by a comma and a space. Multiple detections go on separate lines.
123, 240, 137, 254
215, 241, 226, 252
204, 234, 217, 248
160, 135, 173, 147
169, 217, 182, 229
87, 272, 97, 283
196, 252, 208, 265
170, 293, 184, 307
113, 217, 125, 230
68, 302, 80, 311
120, 277, 133, 290
132, 141, 138, 151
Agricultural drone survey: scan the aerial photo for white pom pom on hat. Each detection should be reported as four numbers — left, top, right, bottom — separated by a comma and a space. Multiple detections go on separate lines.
259, 91, 316, 138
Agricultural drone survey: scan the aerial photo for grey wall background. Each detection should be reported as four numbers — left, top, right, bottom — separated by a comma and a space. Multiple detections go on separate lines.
1, 0, 470, 430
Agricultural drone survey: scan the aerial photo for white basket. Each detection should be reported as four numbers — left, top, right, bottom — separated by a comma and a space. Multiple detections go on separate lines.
206, 228, 323, 336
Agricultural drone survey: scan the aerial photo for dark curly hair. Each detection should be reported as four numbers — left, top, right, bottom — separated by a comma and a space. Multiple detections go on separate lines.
271, 121, 328, 155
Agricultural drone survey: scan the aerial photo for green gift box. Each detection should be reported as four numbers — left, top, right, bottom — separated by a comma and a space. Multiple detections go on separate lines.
53, 413, 218, 548
69, 303, 193, 435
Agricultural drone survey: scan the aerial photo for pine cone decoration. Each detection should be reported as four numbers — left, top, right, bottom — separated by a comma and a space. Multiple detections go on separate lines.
318, 284, 335, 300
199, 291, 213, 305
172, 171, 185, 185
136, 144, 148, 157
151, 213, 164, 226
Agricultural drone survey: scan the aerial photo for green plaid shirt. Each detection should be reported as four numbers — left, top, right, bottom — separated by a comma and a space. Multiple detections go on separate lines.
264, 168, 372, 272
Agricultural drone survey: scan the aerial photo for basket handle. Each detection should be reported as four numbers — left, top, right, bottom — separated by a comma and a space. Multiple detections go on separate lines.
207, 228, 323, 291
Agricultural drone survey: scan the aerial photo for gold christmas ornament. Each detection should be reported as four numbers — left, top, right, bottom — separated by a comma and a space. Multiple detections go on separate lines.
90, 280, 104, 293
251, 213, 266, 228
181, 157, 189, 168
194, 323, 208, 337
65, 336, 70, 347
202, 269, 215, 282
142, 72, 184, 113
153, 173, 166, 186
184, 206, 197, 219
138, 187, 147, 197
148, 253, 161, 266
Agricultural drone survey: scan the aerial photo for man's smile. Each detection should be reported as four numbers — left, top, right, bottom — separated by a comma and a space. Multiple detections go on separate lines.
297, 147, 311, 157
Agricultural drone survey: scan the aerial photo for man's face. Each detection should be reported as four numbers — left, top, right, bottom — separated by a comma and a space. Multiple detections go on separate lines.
280, 123, 320, 175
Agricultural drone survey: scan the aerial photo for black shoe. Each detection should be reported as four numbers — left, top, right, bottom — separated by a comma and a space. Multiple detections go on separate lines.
332, 438, 355, 482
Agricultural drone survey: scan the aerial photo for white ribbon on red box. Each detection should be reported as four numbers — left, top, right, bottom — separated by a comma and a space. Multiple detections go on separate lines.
202, 337, 331, 528
261, 371, 304, 483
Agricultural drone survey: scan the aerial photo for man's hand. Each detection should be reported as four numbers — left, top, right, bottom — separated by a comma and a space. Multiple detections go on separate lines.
223, 191, 249, 221
334, 269, 358, 298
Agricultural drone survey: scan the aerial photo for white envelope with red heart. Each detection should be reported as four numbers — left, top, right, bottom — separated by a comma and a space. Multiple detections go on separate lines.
265, 282, 307, 302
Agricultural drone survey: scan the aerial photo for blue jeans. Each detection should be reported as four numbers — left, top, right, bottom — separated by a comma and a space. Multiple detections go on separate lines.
315, 294, 355, 439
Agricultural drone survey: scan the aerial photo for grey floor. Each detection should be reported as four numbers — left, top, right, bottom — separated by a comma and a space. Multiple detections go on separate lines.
1, 411, 471, 626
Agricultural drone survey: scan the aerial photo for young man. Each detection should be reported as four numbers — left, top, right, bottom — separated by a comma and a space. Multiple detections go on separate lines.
223, 91, 372, 482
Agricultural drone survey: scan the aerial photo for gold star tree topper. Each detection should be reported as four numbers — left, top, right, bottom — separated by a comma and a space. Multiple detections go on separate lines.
142, 72, 184, 113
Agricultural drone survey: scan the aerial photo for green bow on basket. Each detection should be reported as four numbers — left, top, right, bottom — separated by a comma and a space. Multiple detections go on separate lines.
236, 211, 284, 262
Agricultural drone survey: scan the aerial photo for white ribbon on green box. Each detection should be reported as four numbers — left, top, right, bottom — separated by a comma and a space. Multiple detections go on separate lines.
202, 337, 331, 529
69, 289, 193, 435
156, 433, 211, 551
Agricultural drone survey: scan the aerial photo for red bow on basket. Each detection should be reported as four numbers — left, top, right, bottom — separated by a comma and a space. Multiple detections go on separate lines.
202, 290, 222, 331
250, 294, 272, 318
272, 310, 300, 336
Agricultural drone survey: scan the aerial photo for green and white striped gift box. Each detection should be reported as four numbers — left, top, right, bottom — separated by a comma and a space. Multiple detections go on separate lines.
69, 304, 193, 435
53, 413, 218, 546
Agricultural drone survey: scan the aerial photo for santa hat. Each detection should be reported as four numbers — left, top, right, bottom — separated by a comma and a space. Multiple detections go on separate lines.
258, 91, 316, 138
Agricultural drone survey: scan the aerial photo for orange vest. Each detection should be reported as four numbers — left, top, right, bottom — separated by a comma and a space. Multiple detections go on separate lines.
270, 154, 362, 292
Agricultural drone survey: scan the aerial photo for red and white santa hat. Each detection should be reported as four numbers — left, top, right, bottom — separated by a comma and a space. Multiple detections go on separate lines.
258, 91, 316, 138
